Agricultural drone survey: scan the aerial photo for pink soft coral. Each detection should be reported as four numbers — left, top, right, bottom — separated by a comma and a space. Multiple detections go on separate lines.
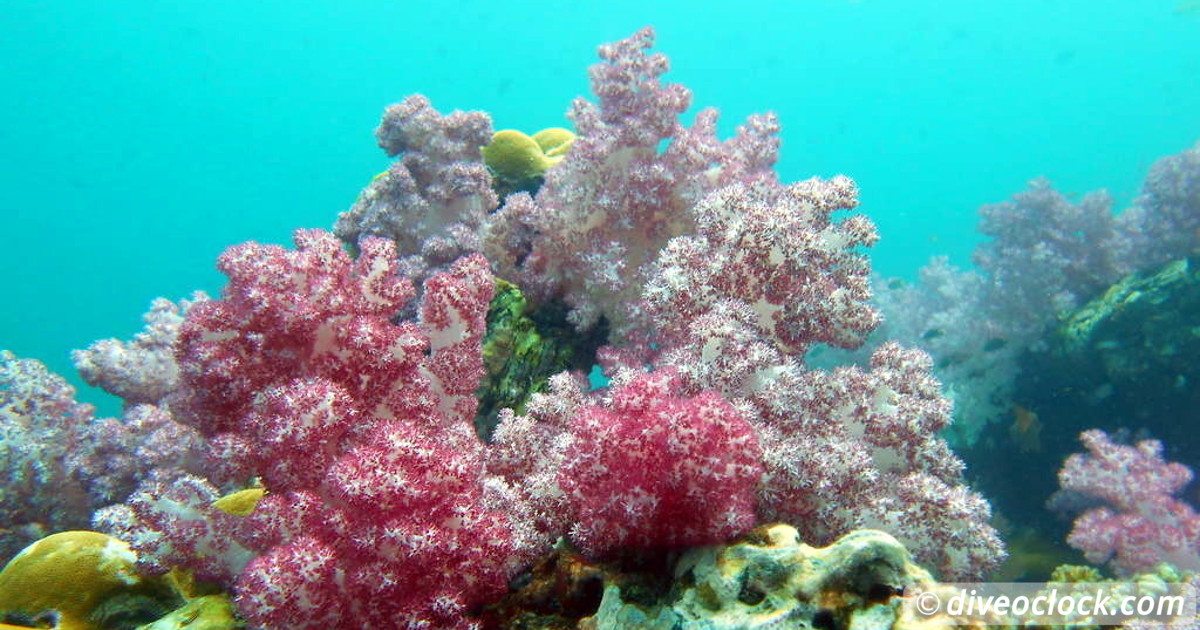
560, 368, 762, 556
1060, 429, 1200, 574
127, 230, 519, 629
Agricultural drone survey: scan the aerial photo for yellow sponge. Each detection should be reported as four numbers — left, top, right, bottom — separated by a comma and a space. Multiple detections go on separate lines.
482, 127, 575, 194
532, 127, 575, 158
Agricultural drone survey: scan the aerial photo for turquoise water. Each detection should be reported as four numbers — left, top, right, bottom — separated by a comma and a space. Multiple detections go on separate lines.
1, 0, 1197, 414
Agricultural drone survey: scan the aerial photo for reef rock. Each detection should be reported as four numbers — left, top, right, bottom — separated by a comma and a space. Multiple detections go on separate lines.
1056, 256, 1200, 389
1013, 255, 1200, 470
580, 525, 936, 630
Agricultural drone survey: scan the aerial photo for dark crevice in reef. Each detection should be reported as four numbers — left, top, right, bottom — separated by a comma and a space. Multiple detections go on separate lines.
474, 279, 609, 441
481, 546, 674, 630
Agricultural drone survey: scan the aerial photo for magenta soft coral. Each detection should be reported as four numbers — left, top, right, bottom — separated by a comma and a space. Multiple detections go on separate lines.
560, 369, 762, 556
1059, 429, 1200, 575
160, 230, 516, 629
173, 231, 416, 438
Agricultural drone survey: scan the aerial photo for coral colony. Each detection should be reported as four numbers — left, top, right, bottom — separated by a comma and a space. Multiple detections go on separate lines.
872, 143, 1200, 446
2, 26, 1199, 630
1058, 430, 1200, 576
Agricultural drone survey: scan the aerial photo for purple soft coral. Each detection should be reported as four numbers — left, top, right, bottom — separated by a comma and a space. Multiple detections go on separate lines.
488, 27, 783, 337
1059, 429, 1200, 575
93, 30, 1011, 629
334, 95, 498, 286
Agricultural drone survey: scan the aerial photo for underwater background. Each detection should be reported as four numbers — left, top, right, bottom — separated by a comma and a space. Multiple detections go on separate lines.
2, 2, 1200, 627
2, 0, 1197, 416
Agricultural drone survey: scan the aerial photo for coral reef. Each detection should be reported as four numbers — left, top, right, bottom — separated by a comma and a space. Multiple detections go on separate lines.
4, 27, 1018, 629
1057, 429, 1200, 575
873, 141, 1200, 445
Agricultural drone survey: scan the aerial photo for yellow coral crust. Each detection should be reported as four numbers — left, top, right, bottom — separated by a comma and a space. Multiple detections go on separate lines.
0, 531, 148, 630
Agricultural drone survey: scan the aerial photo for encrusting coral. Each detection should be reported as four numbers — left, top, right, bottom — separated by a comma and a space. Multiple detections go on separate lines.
580, 525, 936, 630
0, 531, 165, 630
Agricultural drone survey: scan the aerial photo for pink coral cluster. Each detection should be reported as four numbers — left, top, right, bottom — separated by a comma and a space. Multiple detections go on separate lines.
103, 230, 519, 628
560, 369, 762, 556
95, 473, 256, 582
1059, 429, 1200, 575
645, 179, 878, 354
747, 343, 1002, 579
491, 27, 999, 578
97, 224, 779, 628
